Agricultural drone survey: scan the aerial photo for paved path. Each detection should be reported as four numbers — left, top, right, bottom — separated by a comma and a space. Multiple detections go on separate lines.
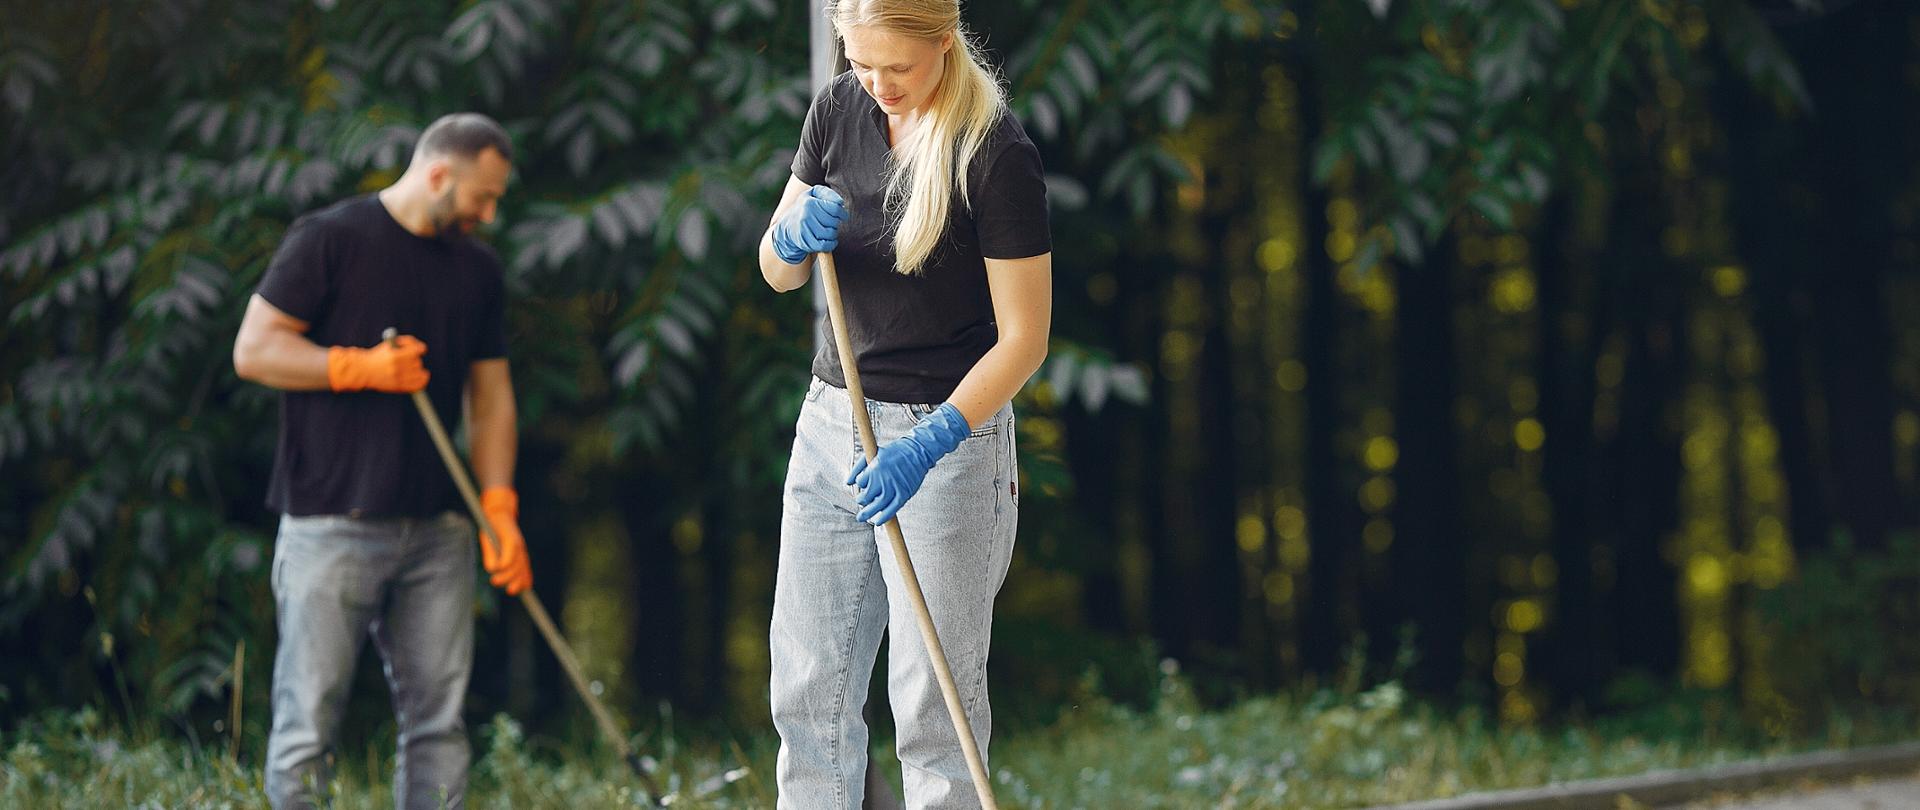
1369, 746, 1920, 810
1682, 774, 1920, 809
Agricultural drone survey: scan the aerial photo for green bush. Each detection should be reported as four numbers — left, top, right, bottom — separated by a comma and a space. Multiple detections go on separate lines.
1754, 534, 1920, 728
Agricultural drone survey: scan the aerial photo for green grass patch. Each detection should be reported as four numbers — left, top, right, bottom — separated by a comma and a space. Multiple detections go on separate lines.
4, 673, 1915, 808
990, 672, 1918, 807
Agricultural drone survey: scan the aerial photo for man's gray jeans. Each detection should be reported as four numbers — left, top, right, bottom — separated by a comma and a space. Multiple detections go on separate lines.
266, 510, 474, 810
771, 377, 1019, 809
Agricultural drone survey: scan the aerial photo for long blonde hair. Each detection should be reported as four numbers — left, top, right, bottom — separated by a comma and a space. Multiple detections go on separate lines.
828, 0, 1005, 276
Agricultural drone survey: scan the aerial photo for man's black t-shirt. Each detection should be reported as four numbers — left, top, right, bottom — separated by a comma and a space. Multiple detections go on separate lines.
792, 71, 1052, 404
255, 194, 507, 517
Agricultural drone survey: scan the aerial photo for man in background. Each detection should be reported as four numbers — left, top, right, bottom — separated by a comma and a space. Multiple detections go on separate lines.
232, 112, 532, 809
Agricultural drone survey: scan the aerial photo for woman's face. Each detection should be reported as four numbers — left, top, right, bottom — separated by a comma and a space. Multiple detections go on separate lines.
842, 24, 952, 116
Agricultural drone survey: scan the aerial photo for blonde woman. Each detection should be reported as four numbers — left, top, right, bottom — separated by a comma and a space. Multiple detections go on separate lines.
757, 0, 1051, 806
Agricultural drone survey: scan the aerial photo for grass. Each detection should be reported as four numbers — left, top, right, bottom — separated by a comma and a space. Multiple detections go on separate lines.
990, 673, 1917, 808
0, 709, 769, 809
4, 669, 1917, 809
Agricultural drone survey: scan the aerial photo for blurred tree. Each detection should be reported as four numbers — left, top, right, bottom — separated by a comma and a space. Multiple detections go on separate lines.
1719, 0, 1916, 555
0, 0, 1263, 733
1236, 0, 1812, 703
3, 0, 1913, 744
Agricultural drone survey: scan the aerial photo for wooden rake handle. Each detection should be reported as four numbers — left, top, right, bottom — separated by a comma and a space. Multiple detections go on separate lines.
812, 256, 1000, 809
381, 328, 666, 804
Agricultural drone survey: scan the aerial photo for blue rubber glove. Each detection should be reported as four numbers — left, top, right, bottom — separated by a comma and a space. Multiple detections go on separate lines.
770, 185, 848, 264
848, 402, 972, 525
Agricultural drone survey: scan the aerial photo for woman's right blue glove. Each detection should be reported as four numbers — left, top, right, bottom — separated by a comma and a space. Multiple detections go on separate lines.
771, 185, 848, 264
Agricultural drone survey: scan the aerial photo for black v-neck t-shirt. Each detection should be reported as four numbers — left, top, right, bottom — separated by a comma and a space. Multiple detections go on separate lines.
254, 194, 507, 517
792, 71, 1051, 403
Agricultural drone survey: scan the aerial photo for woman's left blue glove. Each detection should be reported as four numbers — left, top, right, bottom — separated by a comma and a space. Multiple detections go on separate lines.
848, 402, 972, 525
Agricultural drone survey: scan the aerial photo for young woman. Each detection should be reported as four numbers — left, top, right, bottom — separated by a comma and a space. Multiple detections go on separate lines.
757, 1, 1051, 806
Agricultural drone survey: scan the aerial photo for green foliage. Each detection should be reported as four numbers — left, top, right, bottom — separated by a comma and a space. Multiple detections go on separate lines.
1755, 534, 1920, 727
8, 679, 1914, 809
984, 618, 1167, 733
1308, 0, 1810, 267
0, 0, 1273, 730
0, 0, 1855, 765
994, 669, 1914, 808
993, 0, 1263, 218
0, 708, 765, 808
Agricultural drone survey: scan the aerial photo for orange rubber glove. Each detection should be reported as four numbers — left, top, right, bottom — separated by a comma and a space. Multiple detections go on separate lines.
480, 486, 533, 596
327, 336, 430, 393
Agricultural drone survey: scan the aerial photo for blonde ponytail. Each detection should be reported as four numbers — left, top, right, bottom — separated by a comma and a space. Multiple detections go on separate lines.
828, 0, 1005, 276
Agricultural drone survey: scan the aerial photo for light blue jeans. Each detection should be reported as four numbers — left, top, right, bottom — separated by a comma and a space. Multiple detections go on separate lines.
771, 377, 1019, 809
266, 511, 475, 810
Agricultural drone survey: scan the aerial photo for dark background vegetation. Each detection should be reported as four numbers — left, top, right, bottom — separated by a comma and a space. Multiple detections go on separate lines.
3, 0, 1916, 757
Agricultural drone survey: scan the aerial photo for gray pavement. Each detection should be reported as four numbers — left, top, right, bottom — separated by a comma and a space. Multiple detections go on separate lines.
1368, 744, 1920, 810
1681, 775, 1920, 809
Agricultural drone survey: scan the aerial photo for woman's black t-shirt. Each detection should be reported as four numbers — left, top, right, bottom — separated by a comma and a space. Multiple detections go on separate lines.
791, 71, 1051, 404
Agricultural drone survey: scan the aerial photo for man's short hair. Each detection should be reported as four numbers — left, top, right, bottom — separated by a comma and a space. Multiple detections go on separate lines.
415, 113, 513, 163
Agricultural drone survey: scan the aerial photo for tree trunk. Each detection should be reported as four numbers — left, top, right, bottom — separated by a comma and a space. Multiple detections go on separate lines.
1390, 240, 1467, 693
1293, 38, 1354, 680
1067, 402, 1129, 636
517, 438, 574, 721
1143, 262, 1182, 660
1798, 6, 1911, 548
697, 490, 734, 714
1196, 156, 1251, 667
623, 466, 683, 704
1536, 192, 1609, 710
1712, 31, 1832, 561
1606, 226, 1686, 681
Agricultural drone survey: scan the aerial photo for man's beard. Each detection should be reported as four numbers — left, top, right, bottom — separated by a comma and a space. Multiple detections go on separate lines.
428, 186, 466, 239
